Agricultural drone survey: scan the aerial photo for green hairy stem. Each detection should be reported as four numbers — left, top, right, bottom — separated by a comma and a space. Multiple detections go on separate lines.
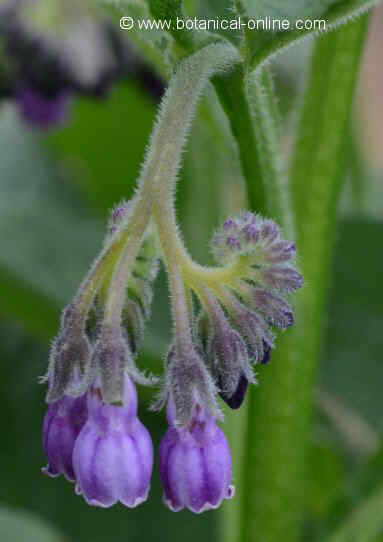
226, 17, 370, 542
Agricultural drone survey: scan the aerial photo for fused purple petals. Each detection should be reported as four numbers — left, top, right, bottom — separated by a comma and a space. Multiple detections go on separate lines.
73, 419, 152, 508
73, 376, 153, 508
42, 394, 87, 482
160, 407, 234, 513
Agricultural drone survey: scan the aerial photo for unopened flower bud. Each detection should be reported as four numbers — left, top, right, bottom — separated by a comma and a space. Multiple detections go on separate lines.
261, 265, 304, 293
47, 330, 92, 403
211, 213, 300, 276
92, 326, 129, 405
230, 303, 274, 364
263, 240, 296, 264
166, 345, 220, 427
207, 303, 255, 409
108, 200, 132, 235
259, 219, 280, 243
253, 288, 294, 328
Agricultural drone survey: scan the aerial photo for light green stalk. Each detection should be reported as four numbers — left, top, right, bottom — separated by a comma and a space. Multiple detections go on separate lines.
235, 17, 370, 542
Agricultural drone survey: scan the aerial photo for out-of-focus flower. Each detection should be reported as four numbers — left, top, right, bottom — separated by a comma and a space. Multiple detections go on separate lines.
0, 0, 134, 128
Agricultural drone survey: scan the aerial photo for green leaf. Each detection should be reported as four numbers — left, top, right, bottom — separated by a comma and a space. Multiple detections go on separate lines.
101, 0, 174, 72
327, 486, 383, 542
0, 107, 104, 338
245, 0, 335, 21
0, 507, 65, 542
248, 0, 377, 71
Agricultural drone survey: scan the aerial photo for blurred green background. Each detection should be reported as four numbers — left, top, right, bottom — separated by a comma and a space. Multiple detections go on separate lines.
0, 9, 382, 542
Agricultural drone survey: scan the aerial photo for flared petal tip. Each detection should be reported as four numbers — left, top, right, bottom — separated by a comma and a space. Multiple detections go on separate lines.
41, 465, 76, 483
163, 485, 235, 513
75, 485, 150, 509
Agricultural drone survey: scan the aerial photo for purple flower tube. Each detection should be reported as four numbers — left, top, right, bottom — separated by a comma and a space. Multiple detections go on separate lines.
42, 394, 87, 482
160, 401, 234, 513
73, 375, 153, 508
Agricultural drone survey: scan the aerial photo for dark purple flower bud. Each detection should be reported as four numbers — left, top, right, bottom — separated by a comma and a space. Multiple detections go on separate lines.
253, 289, 294, 328
222, 373, 249, 409
73, 375, 153, 508
160, 403, 234, 513
261, 341, 272, 364
42, 394, 87, 482
261, 265, 304, 293
15, 87, 72, 129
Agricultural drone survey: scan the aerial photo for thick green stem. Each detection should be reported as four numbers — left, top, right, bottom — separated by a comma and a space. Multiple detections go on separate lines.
238, 18, 369, 542
246, 67, 294, 236
213, 68, 267, 214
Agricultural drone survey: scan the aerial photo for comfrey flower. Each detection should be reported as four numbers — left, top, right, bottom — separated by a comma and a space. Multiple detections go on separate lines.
159, 400, 234, 513
42, 393, 87, 481
0, 0, 132, 128
73, 375, 153, 508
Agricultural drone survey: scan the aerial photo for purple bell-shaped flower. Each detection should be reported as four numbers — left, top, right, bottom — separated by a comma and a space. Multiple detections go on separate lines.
42, 393, 87, 481
159, 401, 234, 513
73, 374, 153, 508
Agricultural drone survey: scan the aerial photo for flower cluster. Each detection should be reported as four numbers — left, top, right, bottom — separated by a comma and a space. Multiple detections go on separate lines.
42, 206, 303, 513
